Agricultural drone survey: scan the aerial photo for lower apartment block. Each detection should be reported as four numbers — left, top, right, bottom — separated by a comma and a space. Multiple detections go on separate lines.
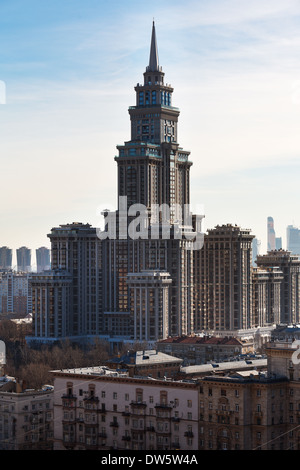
51, 367, 199, 451
51, 337, 300, 451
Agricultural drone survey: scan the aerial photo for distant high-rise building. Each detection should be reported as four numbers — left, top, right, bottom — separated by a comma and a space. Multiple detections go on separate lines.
36, 247, 51, 272
287, 225, 300, 255
275, 237, 282, 250
16, 247, 31, 273
0, 247, 12, 270
252, 238, 261, 266
0, 271, 32, 315
267, 217, 276, 251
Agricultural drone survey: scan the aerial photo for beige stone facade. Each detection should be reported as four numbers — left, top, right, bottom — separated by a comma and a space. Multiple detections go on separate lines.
52, 367, 199, 451
0, 380, 53, 450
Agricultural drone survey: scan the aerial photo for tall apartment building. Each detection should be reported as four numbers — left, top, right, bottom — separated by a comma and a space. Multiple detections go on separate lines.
28, 223, 102, 344
251, 266, 283, 327
0, 271, 32, 316
16, 246, 31, 273
30, 270, 72, 340
36, 247, 51, 273
194, 224, 254, 332
256, 250, 300, 324
0, 247, 12, 270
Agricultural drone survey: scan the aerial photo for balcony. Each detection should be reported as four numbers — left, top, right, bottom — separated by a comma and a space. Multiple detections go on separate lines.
155, 402, 173, 409
130, 400, 147, 407
184, 431, 194, 438
216, 409, 233, 417
84, 396, 99, 403
146, 426, 155, 432
110, 421, 119, 428
98, 406, 107, 414
62, 393, 77, 400
122, 435, 131, 441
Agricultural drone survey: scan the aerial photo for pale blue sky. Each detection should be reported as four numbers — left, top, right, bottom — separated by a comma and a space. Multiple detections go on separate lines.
0, 0, 300, 266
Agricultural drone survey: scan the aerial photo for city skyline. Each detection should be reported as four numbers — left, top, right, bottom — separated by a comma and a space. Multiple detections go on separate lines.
1, 0, 300, 257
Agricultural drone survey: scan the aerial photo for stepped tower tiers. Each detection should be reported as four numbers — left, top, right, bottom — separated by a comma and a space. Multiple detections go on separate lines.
100, 22, 200, 342
115, 21, 193, 225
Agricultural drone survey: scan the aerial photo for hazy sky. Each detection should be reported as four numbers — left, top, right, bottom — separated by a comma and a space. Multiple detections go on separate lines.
0, 0, 300, 266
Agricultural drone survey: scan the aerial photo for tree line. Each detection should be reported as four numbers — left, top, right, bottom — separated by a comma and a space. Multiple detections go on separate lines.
0, 319, 145, 389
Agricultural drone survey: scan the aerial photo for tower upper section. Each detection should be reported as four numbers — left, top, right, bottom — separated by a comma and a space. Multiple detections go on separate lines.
115, 22, 192, 217
129, 21, 179, 145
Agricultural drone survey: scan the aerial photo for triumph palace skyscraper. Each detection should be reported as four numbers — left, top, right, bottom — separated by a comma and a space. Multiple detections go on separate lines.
101, 21, 201, 344
28, 22, 203, 347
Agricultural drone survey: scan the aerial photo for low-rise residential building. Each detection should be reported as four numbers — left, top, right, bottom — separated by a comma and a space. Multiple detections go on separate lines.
0, 378, 53, 450
51, 366, 199, 451
157, 335, 244, 365
106, 349, 182, 378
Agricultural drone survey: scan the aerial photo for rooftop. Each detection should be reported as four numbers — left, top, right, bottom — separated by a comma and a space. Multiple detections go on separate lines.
159, 335, 242, 346
108, 349, 183, 367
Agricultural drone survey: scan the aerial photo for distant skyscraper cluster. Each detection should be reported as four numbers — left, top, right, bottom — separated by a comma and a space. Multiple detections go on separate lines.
0, 246, 50, 272
25, 24, 300, 347
0, 246, 50, 317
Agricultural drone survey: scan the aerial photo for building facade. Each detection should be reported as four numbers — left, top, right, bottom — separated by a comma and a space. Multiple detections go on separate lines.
194, 224, 254, 332
52, 366, 199, 451
256, 250, 300, 324
16, 246, 31, 273
0, 378, 53, 450
287, 225, 300, 255
36, 247, 51, 273
157, 335, 244, 365
0, 247, 12, 271
251, 266, 283, 327
0, 271, 32, 316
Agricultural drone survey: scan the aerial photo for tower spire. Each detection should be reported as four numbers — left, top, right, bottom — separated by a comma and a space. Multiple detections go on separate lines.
148, 20, 159, 72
